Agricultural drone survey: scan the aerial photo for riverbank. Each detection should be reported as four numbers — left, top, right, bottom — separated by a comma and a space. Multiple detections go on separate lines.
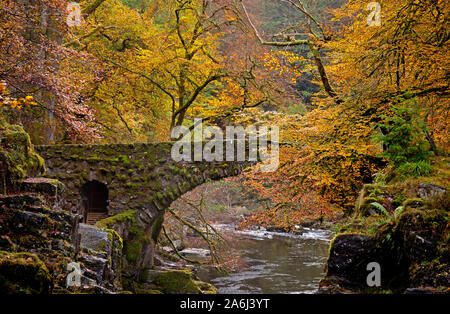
162, 166, 449, 295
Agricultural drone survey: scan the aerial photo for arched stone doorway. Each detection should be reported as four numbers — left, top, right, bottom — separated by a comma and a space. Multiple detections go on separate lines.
81, 180, 109, 225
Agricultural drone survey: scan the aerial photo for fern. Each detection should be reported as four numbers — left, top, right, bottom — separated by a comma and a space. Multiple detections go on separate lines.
370, 202, 390, 216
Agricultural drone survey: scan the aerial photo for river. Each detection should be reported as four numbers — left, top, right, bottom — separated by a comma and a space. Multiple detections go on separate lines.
197, 225, 332, 294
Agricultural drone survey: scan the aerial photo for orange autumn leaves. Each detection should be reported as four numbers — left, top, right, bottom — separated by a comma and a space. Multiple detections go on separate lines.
238, 106, 381, 231
238, 0, 450, 230
0, 82, 38, 109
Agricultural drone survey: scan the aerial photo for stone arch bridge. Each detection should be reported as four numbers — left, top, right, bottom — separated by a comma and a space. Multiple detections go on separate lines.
35, 141, 256, 277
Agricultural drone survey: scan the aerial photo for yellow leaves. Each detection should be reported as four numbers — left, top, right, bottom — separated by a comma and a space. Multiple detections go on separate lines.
262, 50, 305, 82
0, 81, 37, 109
0, 81, 6, 95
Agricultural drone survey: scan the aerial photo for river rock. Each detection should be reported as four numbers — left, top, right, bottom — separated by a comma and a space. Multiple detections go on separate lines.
417, 183, 446, 199
179, 248, 210, 260
319, 234, 378, 293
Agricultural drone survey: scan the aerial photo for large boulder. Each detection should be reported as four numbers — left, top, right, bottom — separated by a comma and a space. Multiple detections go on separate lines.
319, 207, 449, 294
319, 234, 378, 293
78, 223, 123, 290
140, 268, 217, 294
0, 121, 45, 193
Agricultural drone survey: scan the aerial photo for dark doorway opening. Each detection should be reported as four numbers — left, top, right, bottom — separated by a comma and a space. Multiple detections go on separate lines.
81, 180, 109, 225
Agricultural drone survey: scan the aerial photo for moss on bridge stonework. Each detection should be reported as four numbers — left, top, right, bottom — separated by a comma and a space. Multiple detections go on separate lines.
35, 142, 253, 277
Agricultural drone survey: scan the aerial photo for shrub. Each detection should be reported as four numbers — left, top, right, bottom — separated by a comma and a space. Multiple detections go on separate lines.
375, 98, 432, 178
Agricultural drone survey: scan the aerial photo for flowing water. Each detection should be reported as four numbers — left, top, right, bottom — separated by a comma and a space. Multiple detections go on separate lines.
197, 225, 332, 294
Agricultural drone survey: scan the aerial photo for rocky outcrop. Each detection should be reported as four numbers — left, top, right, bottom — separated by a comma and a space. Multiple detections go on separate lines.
78, 224, 123, 291
319, 181, 449, 294
0, 189, 124, 293
0, 251, 52, 294
319, 234, 378, 293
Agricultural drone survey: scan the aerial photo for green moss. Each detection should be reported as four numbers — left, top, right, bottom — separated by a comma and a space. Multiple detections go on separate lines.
0, 251, 52, 294
87, 155, 101, 162
180, 182, 190, 193
154, 270, 201, 294
118, 174, 128, 181
119, 155, 131, 168
0, 122, 45, 193
80, 172, 88, 182
126, 240, 143, 263
96, 210, 137, 229
168, 165, 180, 175
194, 281, 217, 294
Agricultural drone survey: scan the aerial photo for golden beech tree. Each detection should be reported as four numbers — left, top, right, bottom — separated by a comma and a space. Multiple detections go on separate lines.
68, 0, 294, 141
239, 0, 449, 229
326, 0, 449, 150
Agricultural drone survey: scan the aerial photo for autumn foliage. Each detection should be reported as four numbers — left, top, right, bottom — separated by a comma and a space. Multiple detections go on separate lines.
0, 0, 448, 230
239, 0, 449, 230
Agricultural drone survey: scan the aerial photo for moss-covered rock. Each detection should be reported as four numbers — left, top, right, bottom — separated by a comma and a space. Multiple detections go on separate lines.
96, 210, 154, 277
321, 166, 449, 294
0, 120, 45, 193
0, 251, 52, 294
321, 205, 449, 294
149, 269, 213, 294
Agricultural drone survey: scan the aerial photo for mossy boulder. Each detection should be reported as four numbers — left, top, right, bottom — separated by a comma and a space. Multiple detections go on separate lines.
0, 120, 45, 193
146, 269, 216, 294
155, 270, 201, 294
0, 251, 52, 294
319, 234, 379, 293
96, 210, 155, 278
320, 206, 449, 294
